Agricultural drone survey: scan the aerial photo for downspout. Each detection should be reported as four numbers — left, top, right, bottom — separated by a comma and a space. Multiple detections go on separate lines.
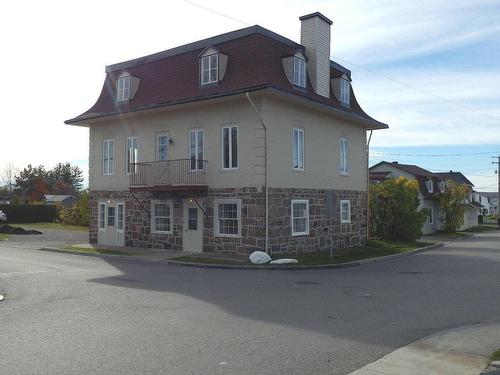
366, 130, 373, 241
245, 92, 269, 254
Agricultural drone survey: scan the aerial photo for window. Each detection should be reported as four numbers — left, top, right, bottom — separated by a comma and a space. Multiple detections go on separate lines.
438, 181, 445, 193
200, 54, 218, 85
190, 129, 204, 170
126, 137, 138, 174
291, 199, 309, 236
107, 206, 115, 227
426, 179, 433, 193
293, 128, 304, 170
340, 200, 351, 223
187, 207, 198, 230
340, 78, 350, 105
117, 203, 124, 231
157, 134, 169, 161
293, 57, 306, 88
214, 199, 241, 237
99, 203, 106, 229
340, 138, 349, 175
117, 75, 131, 102
222, 125, 238, 169
151, 200, 172, 234
103, 139, 114, 175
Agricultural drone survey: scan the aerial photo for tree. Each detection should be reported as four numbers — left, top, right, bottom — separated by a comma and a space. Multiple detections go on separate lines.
15, 164, 48, 200
47, 163, 84, 193
59, 190, 89, 226
439, 181, 469, 233
0, 162, 18, 191
370, 176, 427, 241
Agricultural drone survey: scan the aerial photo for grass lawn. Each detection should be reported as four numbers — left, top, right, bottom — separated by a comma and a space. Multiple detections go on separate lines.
0, 234, 9, 241
59, 245, 128, 256
462, 225, 497, 233
9, 222, 88, 232
172, 239, 431, 267
491, 349, 500, 362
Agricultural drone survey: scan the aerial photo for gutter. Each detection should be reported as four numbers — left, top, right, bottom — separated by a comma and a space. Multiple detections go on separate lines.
366, 130, 373, 240
245, 92, 269, 254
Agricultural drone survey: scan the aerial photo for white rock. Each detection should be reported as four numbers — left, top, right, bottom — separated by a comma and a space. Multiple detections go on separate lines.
270, 258, 299, 265
249, 251, 271, 264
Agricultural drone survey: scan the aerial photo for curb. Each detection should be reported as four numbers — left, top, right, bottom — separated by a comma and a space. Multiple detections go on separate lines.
38, 241, 446, 271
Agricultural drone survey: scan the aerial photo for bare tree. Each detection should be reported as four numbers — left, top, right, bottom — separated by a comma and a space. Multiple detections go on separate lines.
1, 162, 18, 191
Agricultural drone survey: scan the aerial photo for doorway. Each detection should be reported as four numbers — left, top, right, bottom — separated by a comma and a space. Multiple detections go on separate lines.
183, 199, 203, 252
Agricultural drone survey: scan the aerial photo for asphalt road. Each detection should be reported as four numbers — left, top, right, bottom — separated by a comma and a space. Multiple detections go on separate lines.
1, 231, 500, 375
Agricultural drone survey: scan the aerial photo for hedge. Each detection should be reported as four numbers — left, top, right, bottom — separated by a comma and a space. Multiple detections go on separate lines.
0, 204, 58, 223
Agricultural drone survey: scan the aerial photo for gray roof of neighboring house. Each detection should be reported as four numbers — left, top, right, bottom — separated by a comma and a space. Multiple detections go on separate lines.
434, 171, 474, 187
43, 195, 75, 202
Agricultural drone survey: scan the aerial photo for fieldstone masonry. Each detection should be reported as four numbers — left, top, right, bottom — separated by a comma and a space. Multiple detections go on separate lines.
89, 187, 366, 254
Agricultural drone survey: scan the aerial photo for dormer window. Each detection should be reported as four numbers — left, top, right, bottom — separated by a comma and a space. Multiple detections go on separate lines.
425, 179, 433, 193
438, 180, 446, 193
340, 78, 350, 105
117, 74, 131, 102
200, 53, 218, 85
293, 57, 306, 88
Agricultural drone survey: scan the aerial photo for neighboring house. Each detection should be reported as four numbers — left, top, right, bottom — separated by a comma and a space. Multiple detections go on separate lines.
369, 161, 446, 235
0, 192, 15, 205
65, 12, 387, 253
43, 194, 76, 208
477, 192, 498, 215
434, 171, 479, 230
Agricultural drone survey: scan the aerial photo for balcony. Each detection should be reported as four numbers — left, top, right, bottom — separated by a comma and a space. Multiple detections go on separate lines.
129, 159, 208, 192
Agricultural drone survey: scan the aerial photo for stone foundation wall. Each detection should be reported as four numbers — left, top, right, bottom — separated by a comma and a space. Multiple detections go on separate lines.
89, 187, 366, 254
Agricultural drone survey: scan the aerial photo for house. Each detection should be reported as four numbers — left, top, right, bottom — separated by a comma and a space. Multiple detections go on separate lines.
434, 171, 479, 230
369, 161, 446, 235
43, 194, 76, 208
478, 192, 498, 215
65, 12, 387, 253
0, 191, 15, 205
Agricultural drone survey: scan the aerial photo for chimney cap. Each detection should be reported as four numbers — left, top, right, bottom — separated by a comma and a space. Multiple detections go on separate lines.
299, 12, 333, 25
392, 161, 399, 164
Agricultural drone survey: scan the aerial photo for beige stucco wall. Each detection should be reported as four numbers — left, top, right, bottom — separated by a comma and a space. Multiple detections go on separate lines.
262, 96, 367, 191
88, 93, 369, 192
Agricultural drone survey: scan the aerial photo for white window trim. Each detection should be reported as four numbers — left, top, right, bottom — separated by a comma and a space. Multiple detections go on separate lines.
99, 203, 106, 230
189, 129, 205, 171
117, 203, 125, 232
340, 199, 351, 224
340, 78, 350, 105
426, 179, 434, 193
200, 53, 219, 85
151, 200, 173, 234
292, 128, 305, 171
221, 125, 239, 170
156, 133, 169, 162
214, 199, 241, 238
103, 139, 114, 176
340, 138, 349, 176
293, 56, 306, 88
291, 199, 310, 236
126, 137, 138, 175
117, 75, 131, 102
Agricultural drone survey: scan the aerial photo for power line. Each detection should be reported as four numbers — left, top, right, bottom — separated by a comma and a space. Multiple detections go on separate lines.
182, 0, 250, 26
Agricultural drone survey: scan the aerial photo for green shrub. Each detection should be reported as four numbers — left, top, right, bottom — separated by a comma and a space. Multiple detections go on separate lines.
0, 204, 58, 223
58, 191, 89, 226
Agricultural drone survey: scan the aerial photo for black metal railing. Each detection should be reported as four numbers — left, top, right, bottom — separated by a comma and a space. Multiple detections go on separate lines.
130, 159, 208, 189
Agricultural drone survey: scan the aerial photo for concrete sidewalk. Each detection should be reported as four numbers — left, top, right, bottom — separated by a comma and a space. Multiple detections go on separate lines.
349, 323, 500, 375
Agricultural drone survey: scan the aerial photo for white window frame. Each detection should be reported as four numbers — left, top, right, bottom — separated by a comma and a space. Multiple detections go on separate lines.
126, 137, 138, 174
426, 179, 433, 193
340, 78, 350, 105
103, 139, 114, 176
117, 75, 131, 102
200, 53, 219, 85
340, 199, 351, 224
151, 200, 173, 234
293, 57, 306, 88
190, 129, 205, 171
117, 203, 125, 232
99, 203, 106, 230
214, 199, 241, 238
156, 133, 169, 162
292, 128, 305, 170
340, 138, 349, 175
291, 199, 310, 236
438, 180, 445, 193
221, 125, 239, 170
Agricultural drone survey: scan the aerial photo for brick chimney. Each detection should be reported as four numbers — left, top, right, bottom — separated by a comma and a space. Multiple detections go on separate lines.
299, 12, 332, 98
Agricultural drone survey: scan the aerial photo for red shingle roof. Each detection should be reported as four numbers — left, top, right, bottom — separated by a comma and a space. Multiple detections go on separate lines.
65, 25, 387, 129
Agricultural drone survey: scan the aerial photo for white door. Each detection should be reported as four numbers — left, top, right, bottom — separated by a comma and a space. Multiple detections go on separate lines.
98, 201, 125, 246
183, 199, 203, 253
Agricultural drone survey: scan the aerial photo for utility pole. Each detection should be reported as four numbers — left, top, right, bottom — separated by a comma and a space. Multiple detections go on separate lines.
493, 156, 500, 217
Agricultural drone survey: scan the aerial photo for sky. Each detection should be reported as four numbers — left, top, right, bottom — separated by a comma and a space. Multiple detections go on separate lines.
1, 0, 499, 191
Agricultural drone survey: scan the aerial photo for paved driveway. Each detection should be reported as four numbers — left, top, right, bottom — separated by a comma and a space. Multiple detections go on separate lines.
0, 231, 499, 374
